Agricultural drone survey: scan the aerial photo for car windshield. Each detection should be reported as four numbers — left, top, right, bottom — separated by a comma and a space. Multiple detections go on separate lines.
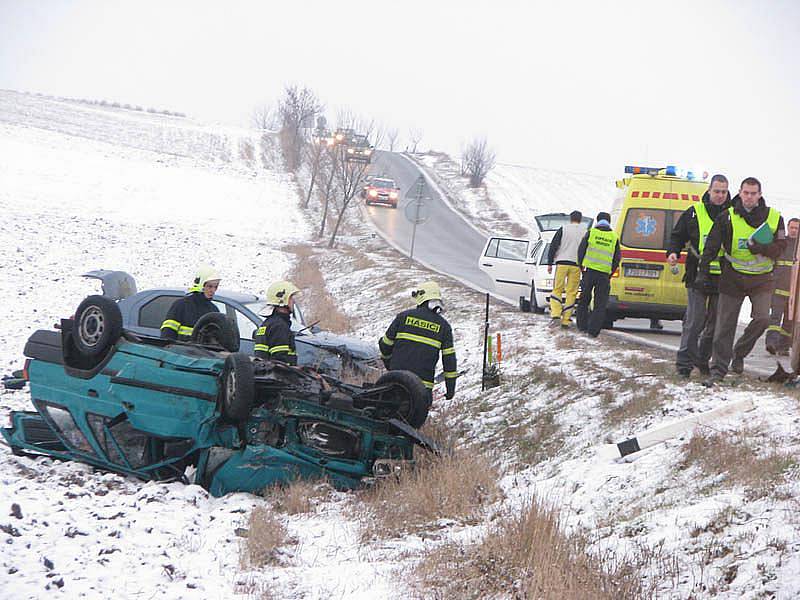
535, 214, 593, 231
373, 179, 395, 188
243, 300, 308, 331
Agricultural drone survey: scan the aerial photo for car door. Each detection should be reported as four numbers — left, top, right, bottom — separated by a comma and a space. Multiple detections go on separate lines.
479, 237, 533, 301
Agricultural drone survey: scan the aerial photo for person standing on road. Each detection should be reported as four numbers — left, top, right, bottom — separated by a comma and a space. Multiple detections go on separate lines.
547, 210, 586, 328
667, 174, 732, 377
576, 212, 621, 338
699, 177, 787, 386
160, 265, 221, 341
254, 280, 300, 365
378, 281, 458, 402
765, 217, 800, 355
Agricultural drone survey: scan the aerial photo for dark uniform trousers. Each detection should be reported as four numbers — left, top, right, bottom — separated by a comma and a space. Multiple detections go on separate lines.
576, 269, 610, 337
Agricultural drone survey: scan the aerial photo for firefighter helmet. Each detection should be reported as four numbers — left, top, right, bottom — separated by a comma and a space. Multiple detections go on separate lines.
266, 280, 300, 307
188, 265, 221, 293
411, 280, 442, 306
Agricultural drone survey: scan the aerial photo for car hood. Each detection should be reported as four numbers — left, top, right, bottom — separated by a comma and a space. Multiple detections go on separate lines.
297, 331, 377, 360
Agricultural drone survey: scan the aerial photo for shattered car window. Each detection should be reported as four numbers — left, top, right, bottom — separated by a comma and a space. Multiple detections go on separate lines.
38, 402, 96, 456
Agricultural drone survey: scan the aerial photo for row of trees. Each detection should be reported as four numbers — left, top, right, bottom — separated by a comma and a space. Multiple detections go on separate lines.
255, 85, 496, 247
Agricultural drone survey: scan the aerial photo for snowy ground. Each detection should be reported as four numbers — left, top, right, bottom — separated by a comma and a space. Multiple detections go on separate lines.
4, 91, 800, 599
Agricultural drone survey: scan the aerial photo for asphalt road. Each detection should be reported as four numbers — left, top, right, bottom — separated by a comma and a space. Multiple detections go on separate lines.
365, 151, 496, 292
364, 152, 783, 379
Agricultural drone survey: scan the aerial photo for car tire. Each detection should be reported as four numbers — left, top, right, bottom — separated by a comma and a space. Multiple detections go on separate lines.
221, 353, 255, 422
531, 287, 546, 314
519, 296, 531, 313
191, 313, 240, 352
375, 370, 430, 428
72, 295, 123, 358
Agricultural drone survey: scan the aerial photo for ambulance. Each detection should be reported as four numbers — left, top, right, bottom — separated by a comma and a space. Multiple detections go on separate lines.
606, 165, 711, 328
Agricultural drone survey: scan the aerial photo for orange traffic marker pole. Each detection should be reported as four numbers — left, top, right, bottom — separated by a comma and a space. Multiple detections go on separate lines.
496, 333, 502, 363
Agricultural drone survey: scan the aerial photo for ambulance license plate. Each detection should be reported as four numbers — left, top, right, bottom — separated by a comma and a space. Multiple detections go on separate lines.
625, 267, 660, 279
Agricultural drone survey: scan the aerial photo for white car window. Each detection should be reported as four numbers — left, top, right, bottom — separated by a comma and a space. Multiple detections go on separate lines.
235, 309, 258, 341
496, 239, 528, 261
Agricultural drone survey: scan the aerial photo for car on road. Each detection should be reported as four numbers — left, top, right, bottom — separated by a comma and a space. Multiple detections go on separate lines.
479, 213, 592, 311
362, 177, 400, 208
83, 270, 381, 380
2, 295, 437, 497
333, 128, 357, 146
346, 135, 373, 163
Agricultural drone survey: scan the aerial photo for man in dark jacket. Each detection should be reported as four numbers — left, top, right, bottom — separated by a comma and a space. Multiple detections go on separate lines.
765, 217, 799, 355
699, 177, 787, 385
160, 266, 221, 341
379, 281, 458, 401
254, 280, 300, 365
667, 174, 731, 377
576, 211, 621, 338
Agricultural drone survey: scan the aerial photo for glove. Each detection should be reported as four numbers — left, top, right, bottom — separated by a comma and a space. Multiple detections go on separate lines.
748, 240, 771, 256
381, 358, 390, 370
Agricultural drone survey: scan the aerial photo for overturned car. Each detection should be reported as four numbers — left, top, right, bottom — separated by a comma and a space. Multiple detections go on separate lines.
2, 296, 436, 496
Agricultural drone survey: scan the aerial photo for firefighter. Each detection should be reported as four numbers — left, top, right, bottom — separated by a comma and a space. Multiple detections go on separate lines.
378, 281, 458, 401
699, 177, 787, 385
254, 280, 300, 365
576, 212, 621, 338
160, 265, 221, 341
765, 217, 799, 355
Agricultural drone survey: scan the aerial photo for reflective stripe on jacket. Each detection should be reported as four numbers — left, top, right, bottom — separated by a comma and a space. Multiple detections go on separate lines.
694, 202, 723, 275
378, 306, 457, 396
725, 207, 780, 275
254, 310, 297, 365
160, 293, 219, 341
582, 228, 619, 274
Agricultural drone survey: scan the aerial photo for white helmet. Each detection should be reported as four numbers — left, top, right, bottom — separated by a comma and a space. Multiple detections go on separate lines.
188, 265, 221, 293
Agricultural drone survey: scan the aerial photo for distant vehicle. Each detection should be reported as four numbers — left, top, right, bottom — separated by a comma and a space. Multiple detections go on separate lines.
82, 270, 381, 380
333, 127, 357, 145
479, 213, 592, 311
346, 134, 373, 163
606, 165, 709, 328
2, 296, 436, 496
362, 177, 400, 208
313, 128, 334, 147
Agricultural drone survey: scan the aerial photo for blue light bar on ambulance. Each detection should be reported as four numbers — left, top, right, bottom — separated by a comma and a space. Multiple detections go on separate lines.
624, 165, 661, 176
624, 165, 709, 180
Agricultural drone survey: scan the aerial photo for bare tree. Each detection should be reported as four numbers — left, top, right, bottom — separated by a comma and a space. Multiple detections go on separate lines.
408, 127, 423, 153
461, 136, 496, 187
318, 145, 338, 237
303, 133, 332, 208
387, 128, 400, 152
251, 104, 277, 132
277, 85, 323, 172
328, 152, 371, 248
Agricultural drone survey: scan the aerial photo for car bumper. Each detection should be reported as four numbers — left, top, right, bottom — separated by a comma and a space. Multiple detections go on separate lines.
606, 296, 686, 321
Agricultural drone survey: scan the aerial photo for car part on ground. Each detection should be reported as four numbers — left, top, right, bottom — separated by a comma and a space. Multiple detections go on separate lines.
1, 296, 437, 496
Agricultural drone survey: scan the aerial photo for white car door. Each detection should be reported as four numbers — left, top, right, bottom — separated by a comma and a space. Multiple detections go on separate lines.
478, 237, 534, 302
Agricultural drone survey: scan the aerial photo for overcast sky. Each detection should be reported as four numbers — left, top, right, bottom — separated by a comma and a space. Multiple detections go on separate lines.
2, 0, 798, 196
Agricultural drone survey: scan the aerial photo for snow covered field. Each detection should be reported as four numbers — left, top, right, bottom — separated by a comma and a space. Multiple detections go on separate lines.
4, 91, 800, 599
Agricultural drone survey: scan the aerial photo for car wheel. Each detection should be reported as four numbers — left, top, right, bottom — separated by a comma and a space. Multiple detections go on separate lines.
221, 353, 255, 422
519, 295, 531, 313
375, 370, 430, 428
531, 287, 546, 314
72, 295, 123, 358
192, 313, 240, 352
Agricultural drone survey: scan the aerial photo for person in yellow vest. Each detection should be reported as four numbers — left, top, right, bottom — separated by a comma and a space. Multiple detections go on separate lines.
765, 217, 799, 355
576, 212, 621, 338
699, 177, 787, 386
667, 174, 731, 377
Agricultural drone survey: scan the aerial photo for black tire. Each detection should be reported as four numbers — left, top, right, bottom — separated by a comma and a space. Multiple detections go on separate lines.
531, 287, 546, 314
375, 370, 430, 428
519, 295, 531, 313
72, 295, 123, 358
191, 313, 240, 352
221, 353, 255, 422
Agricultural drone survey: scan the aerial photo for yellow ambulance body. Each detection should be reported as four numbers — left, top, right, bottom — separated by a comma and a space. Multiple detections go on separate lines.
606, 165, 711, 327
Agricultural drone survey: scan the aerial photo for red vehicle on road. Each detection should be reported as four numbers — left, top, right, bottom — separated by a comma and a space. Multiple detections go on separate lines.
363, 177, 400, 208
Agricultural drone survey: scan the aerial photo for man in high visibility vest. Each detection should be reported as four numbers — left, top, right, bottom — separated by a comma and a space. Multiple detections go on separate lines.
576, 211, 621, 338
667, 174, 731, 378
699, 177, 787, 386
765, 217, 799, 355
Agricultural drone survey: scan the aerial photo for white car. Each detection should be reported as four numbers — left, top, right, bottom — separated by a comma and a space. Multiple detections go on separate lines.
479, 213, 592, 312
